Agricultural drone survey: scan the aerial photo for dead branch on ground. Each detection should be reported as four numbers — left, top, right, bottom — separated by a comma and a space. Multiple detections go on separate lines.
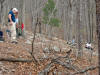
72, 66, 100, 75
0, 58, 33, 62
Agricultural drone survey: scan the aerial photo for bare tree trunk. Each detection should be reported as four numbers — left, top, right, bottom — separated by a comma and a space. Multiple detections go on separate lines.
96, 0, 100, 74
22, 0, 26, 37
77, 0, 82, 58
0, 0, 5, 25
97, 14, 100, 75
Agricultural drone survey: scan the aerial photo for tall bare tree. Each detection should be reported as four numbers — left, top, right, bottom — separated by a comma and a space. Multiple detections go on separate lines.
96, 0, 100, 74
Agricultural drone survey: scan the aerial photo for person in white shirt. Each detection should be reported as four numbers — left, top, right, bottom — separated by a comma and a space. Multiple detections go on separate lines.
85, 42, 93, 50
8, 8, 18, 44
15, 12, 19, 27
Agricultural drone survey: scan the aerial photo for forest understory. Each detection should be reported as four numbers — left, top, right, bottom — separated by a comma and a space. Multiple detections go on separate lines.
0, 0, 99, 75
0, 30, 98, 75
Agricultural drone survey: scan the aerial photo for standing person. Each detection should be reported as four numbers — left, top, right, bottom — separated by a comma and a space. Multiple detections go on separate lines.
8, 8, 18, 44
6, 8, 13, 40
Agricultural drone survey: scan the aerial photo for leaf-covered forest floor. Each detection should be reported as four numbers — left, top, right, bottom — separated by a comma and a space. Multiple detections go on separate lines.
0, 30, 99, 75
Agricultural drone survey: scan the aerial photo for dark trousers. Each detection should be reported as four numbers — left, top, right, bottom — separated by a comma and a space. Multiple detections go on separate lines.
0, 31, 4, 41
0, 31, 3, 38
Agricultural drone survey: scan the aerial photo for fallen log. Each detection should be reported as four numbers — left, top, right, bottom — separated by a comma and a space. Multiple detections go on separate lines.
38, 56, 76, 75
0, 58, 33, 62
53, 59, 74, 70
72, 66, 100, 75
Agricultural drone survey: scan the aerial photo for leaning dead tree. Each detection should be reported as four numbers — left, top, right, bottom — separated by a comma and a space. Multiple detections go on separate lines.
31, 15, 40, 65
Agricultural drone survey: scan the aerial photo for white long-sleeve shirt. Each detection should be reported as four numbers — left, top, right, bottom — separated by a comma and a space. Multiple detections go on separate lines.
15, 18, 18, 24
86, 43, 91, 48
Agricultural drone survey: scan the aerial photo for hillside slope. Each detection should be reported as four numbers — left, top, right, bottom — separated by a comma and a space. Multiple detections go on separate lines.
0, 32, 98, 75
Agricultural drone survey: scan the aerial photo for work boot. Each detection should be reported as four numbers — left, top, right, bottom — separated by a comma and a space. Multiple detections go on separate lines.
11, 40, 18, 44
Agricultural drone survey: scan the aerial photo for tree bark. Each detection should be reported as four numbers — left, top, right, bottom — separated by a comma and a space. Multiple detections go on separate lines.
77, 0, 82, 58
96, 0, 100, 74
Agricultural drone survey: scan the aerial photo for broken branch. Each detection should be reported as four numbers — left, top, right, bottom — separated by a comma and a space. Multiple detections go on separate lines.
72, 66, 100, 75
0, 58, 33, 62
